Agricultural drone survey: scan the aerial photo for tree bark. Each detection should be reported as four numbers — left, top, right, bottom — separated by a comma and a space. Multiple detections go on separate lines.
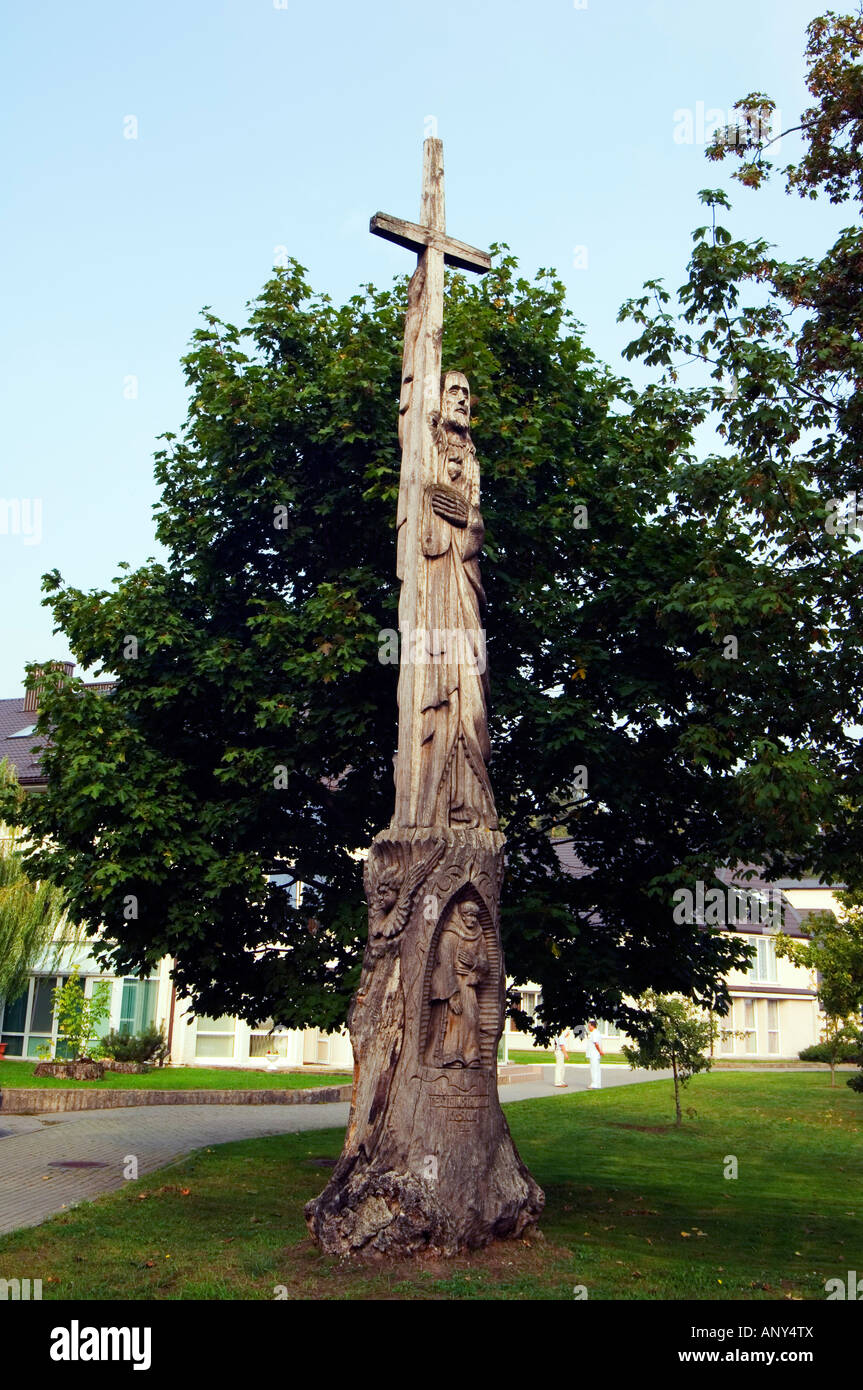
305, 827, 544, 1256
33, 1060, 105, 1080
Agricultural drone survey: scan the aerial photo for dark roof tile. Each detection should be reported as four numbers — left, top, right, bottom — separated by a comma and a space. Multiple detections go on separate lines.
0, 697, 48, 783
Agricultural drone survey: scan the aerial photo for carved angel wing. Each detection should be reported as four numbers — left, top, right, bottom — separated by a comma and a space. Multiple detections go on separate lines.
402, 840, 445, 897
383, 841, 446, 939
362, 854, 375, 902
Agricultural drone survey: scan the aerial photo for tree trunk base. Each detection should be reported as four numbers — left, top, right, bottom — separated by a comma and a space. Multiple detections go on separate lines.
305, 826, 544, 1258
306, 1145, 542, 1259
33, 1060, 105, 1080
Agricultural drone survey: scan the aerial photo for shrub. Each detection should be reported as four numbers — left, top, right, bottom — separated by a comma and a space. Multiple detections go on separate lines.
799, 1040, 863, 1065
101, 1025, 168, 1066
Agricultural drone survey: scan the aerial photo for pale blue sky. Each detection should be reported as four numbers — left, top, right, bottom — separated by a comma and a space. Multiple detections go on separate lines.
0, 0, 845, 694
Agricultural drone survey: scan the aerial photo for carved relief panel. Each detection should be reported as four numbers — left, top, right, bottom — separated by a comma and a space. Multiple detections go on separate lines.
421, 888, 501, 1071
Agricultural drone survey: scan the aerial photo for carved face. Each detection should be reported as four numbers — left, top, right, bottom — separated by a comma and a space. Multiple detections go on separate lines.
442, 371, 470, 429
374, 877, 399, 913
458, 901, 481, 931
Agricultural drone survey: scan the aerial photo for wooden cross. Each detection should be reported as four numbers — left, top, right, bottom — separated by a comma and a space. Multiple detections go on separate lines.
370, 139, 491, 827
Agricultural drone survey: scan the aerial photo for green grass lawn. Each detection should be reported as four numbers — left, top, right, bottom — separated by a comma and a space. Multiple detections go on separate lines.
506, 1049, 628, 1065
0, 1072, 859, 1300
0, 1059, 351, 1091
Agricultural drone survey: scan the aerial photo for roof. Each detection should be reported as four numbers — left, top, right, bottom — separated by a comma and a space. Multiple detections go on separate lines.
552, 841, 810, 936
770, 877, 847, 892
550, 838, 595, 879
0, 681, 115, 787
0, 696, 48, 784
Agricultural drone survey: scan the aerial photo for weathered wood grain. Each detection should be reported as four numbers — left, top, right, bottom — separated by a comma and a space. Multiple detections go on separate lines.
305, 828, 543, 1255
370, 212, 492, 273
306, 140, 543, 1258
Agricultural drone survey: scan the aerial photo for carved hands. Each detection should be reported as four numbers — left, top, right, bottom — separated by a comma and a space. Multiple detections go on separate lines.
429, 485, 469, 528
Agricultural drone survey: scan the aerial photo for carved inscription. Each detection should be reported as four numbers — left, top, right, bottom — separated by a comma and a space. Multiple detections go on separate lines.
430, 1094, 489, 1123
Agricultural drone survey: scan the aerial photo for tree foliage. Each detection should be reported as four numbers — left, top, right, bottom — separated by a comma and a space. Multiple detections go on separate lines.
622, 991, 716, 1124
776, 893, 863, 1085
50, 968, 111, 1061
3, 10, 862, 1039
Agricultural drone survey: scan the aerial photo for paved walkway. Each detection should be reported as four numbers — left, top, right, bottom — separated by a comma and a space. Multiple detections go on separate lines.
0, 1068, 668, 1237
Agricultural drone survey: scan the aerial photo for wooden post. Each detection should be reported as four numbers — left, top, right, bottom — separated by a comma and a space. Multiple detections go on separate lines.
393, 138, 445, 828
305, 140, 543, 1258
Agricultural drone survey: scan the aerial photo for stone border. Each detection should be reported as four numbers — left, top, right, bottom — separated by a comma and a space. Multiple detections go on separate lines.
497, 1065, 543, 1083
0, 1066, 541, 1114
0, 1084, 354, 1114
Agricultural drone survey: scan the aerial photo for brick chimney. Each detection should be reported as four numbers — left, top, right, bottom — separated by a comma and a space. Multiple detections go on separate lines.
23, 661, 75, 712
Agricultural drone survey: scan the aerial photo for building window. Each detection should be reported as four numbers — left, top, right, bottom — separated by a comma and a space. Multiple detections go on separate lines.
742, 999, 758, 1053
118, 978, 158, 1036
600, 1019, 622, 1040
720, 1010, 735, 1054
249, 1021, 291, 1058
0, 974, 112, 1059
747, 937, 778, 984
27, 976, 58, 1057
519, 992, 539, 1019
194, 1015, 236, 1059
0, 987, 29, 1056
767, 1000, 780, 1054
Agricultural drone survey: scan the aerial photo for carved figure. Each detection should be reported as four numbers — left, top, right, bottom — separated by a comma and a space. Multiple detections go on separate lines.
426, 898, 489, 1067
414, 371, 497, 829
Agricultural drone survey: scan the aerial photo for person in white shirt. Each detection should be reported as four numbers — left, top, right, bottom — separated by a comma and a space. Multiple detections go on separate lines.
585, 1020, 603, 1089
552, 1031, 571, 1087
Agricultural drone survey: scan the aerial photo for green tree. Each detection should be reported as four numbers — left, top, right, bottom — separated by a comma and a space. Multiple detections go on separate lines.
622, 992, 717, 1125
0, 759, 72, 1010
0, 255, 766, 1035
50, 968, 111, 1061
775, 895, 863, 1087
619, 7, 863, 906
2, 10, 861, 1034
